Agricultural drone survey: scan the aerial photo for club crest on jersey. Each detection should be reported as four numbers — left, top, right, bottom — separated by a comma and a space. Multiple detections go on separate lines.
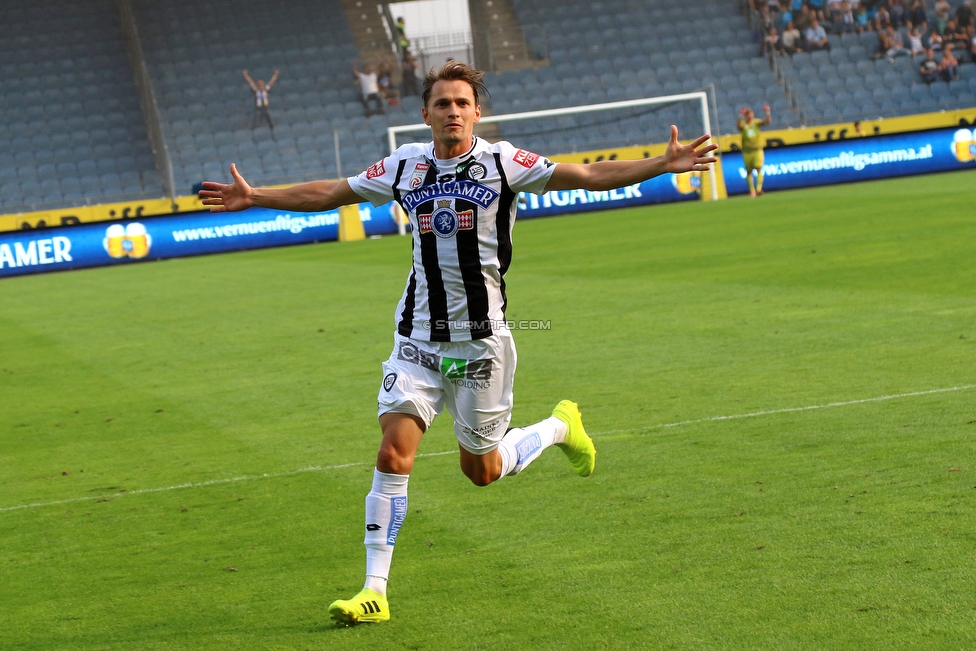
366, 158, 386, 179
466, 162, 487, 180
408, 163, 430, 189
401, 180, 498, 212
457, 159, 487, 181
419, 200, 473, 238
513, 149, 539, 168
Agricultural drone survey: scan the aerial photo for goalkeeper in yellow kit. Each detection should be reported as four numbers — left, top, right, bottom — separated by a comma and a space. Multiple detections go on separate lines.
737, 103, 771, 197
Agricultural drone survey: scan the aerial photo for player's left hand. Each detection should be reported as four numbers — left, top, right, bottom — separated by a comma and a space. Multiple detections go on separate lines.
664, 125, 718, 174
199, 163, 253, 212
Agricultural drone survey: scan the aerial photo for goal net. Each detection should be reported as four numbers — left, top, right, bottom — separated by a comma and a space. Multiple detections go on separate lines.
387, 91, 719, 202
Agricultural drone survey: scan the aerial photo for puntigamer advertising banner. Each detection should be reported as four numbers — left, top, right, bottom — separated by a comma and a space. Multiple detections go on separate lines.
516, 171, 703, 218
723, 126, 976, 194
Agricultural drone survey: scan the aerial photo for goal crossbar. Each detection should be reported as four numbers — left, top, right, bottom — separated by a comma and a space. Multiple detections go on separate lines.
386, 91, 718, 201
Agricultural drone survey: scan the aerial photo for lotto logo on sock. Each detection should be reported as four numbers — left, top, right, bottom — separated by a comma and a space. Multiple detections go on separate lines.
386, 496, 407, 546
515, 433, 542, 466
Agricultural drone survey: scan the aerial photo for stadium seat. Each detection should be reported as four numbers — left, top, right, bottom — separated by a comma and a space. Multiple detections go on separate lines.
855, 60, 876, 75
863, 73, 884, 89
738, 72, 761, 89
811, 50, 831, 67
829, 48, 850, 64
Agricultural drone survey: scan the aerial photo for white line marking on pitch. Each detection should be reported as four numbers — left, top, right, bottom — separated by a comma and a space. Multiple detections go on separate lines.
2, 385, 973, 513
590, 384, 976, 437
0, 451, 457, 514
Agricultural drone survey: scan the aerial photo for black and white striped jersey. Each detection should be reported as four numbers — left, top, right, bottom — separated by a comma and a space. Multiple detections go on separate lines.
349, 137, 555, 342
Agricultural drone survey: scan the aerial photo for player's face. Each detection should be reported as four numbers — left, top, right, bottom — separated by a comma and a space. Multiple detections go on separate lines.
422, 79, 481, 155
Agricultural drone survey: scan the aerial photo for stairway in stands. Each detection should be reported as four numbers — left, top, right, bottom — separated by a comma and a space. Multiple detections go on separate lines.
339, 0, 396, 64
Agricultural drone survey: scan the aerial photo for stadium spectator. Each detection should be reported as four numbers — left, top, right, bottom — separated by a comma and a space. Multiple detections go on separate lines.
760, 4, 776, 34
956, 0, 974, 29
805, 19, 832, 50
395, 16, 410, 50
401, 50, 420, 97
834, 0, 857, 33
940, 42, 961, 79
934, 0, 952, 33
763, 25, 782, 55
377, 57, 401, 106
909, 0, 929, 32
967, 25, 976, 60
199, 60, 718, 628
909, 26, 925, 54
889, 0, 906, 27
927, 28, 943, 50
796, 3, 814, 32
874, 4, 892, 30
918, 47, 941, 81
945, 19, 972, 55
354, 60, 385, 116
781, 20, 803, 53
779, 0, 794, 29
882, 25, 913, 59
855, 3, 871, 32
243, 69, 279, 130
737, 103, 771, 198
809, 0, 827, 21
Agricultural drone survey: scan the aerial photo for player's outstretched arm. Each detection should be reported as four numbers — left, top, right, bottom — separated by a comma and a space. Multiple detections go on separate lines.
199, 163, 362, 213
544, 125, 717, 192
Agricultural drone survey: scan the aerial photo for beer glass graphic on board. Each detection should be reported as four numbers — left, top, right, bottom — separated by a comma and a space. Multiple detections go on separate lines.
953, 129, 975, 163
672, 170, 702, 195
103, 222, 152, 259
104, 223, 127, 258
125, 222, 150, 258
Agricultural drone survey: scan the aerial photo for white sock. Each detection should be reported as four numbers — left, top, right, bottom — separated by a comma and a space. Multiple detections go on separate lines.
497, 416, 567, 477
363, 468, 409, 596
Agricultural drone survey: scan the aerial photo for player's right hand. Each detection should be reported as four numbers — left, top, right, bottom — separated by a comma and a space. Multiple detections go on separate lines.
199, 163, 253, 212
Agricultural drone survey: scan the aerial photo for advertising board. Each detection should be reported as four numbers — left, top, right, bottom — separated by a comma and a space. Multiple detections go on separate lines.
723, 127, 976, 194
0, 207, 349, 278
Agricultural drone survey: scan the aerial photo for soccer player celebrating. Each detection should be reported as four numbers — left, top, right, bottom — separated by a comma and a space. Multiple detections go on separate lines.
737, 103, 771, 197
200, 61, 717, 626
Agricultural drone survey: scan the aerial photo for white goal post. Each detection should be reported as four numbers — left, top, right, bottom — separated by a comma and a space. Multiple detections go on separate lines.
386, 91, 719, 207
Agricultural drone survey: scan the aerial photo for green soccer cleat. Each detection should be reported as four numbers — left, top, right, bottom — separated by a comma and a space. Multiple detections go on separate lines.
552, 400, 596, 477
329, 588, 390, 626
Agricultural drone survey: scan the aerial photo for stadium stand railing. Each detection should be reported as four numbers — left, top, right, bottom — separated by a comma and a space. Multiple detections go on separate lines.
118, 0, 177, 208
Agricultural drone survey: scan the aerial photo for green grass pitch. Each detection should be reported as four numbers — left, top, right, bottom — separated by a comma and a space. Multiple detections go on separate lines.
2, 170, 975, 650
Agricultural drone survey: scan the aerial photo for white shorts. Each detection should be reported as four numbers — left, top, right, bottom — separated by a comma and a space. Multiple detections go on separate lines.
377, 330, 517, 455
